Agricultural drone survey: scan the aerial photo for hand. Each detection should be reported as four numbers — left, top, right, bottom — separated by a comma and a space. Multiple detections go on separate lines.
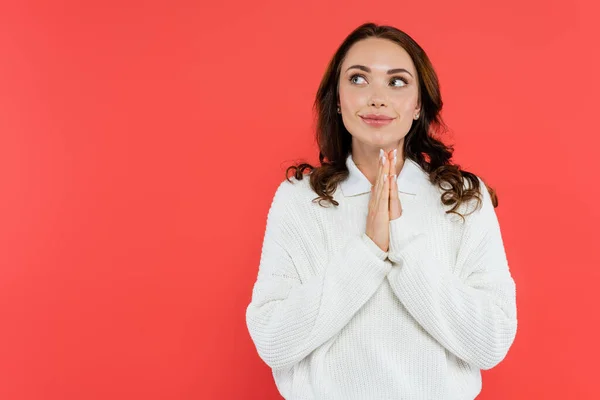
366, 149, 393, 252
365, 149, 404, 252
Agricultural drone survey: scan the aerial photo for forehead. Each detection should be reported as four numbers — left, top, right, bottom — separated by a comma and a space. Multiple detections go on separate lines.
342, 38, 415, 74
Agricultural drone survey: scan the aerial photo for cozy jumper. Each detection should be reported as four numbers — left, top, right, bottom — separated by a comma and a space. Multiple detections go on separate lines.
246, 154, 517, 400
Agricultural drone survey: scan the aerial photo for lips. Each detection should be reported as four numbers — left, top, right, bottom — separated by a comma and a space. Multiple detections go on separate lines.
360, 114, 394, 120
360, 114, 394, 127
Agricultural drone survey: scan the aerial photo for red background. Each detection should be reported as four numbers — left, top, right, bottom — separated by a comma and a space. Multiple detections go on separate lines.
1, 1, 599, 399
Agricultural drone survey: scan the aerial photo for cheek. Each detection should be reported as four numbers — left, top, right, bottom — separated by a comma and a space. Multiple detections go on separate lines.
391, 93, 419, 113
338, 87, 351, 107
339, 85, 367, 108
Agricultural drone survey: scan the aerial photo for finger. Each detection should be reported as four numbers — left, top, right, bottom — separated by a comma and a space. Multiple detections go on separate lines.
389, 172, 402, 220
387, 149, 395, 178
376, 148, 385, 191
386, 149, 394, 206
373, 149, 386, 209
369, 150, 385, 211
389, 151, 403, 220
379, 158, 390, 213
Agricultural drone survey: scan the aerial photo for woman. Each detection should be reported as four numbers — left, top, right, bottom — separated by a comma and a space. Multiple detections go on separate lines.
245, 22, 517, 400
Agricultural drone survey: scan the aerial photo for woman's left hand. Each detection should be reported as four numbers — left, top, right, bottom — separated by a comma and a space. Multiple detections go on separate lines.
386, 149, 403, 221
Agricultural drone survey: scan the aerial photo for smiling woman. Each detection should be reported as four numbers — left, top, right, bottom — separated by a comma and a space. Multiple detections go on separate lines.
290, 23, 498, 215
245, 22, 517, 400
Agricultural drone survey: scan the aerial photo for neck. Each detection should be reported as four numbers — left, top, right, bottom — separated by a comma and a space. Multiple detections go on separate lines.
351, 141, 405, 186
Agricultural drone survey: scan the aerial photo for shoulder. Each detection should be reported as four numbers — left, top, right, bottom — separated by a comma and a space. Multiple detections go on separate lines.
428, 167, 496, 222
273, 173, 315, 203
465, 175, 494, 212
267, 174, 317, 218
263, 174, 327, 247
458, 175, 500, 231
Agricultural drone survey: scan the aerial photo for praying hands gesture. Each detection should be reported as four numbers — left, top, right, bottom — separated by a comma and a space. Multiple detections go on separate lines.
365, 148, 403, 253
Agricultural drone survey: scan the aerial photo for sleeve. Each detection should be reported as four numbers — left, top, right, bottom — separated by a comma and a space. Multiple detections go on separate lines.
245, 181, 392, 371
386, 178, 517, 370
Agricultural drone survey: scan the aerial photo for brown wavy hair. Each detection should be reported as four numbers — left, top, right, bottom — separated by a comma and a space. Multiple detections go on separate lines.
285, 22, 498, 219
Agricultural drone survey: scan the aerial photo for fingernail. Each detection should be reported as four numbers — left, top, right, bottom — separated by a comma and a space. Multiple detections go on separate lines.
391, 174, 396, 180
383, 173, 388, 182
393, 156, 397, 166
379, 149, 384, 159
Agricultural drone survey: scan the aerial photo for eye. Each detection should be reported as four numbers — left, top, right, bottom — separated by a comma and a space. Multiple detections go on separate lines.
349, 74, 367, 85
391, 76, 408, 87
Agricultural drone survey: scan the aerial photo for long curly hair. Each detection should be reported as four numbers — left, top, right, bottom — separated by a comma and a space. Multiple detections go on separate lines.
286, 22, 498, 219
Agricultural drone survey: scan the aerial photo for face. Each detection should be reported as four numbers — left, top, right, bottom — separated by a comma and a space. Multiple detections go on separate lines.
337, 37, 421, 149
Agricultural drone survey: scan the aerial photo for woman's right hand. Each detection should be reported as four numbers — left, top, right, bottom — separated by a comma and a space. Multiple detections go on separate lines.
365, 149, 393, 252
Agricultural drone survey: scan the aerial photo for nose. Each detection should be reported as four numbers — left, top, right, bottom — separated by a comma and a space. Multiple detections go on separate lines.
368, 91, 387, 108
369, 98, 387, 108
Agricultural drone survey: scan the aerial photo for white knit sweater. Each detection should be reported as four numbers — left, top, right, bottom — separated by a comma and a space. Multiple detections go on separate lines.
245, 154, 517, 400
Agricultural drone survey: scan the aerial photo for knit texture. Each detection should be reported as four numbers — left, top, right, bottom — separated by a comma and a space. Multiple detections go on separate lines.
245, 156, 517, 400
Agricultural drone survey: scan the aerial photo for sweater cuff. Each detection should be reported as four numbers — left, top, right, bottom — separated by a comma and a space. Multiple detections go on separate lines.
390, 232, 447, 280
360, 232, 388, 261
388, 216, 424, 263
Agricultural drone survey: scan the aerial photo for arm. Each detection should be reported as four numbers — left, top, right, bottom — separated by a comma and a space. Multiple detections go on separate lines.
386, 179, 517, 370
245, 181, 391, 371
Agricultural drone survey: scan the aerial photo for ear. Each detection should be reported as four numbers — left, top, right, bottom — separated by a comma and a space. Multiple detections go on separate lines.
415, 94, 421, 113
414, 104, 422, 117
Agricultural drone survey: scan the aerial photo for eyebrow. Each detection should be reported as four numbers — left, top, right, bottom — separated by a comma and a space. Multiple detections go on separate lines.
345, 64, 413, 78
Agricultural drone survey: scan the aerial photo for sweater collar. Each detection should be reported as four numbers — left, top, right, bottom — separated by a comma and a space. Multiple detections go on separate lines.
340, 153, 423, 197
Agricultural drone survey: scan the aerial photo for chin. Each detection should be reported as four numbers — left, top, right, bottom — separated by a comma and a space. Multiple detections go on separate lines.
369, 131, 392, 144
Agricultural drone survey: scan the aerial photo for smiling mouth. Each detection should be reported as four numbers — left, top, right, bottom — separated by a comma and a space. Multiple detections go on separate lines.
360, 116, 395, 126
360, 115, 394, 120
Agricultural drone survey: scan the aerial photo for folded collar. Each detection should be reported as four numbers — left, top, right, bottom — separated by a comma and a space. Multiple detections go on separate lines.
340, 153, 424, 197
